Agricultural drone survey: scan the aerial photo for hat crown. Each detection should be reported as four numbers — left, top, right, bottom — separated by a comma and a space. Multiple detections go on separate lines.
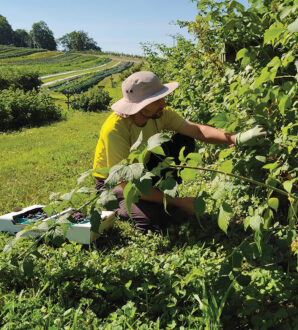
122, 71, 164, 103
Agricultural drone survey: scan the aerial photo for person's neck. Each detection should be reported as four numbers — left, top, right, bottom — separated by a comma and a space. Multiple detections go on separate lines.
131, 112, 148, 127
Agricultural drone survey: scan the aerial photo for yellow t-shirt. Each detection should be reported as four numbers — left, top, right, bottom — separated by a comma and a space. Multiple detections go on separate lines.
93, 107, 185, 178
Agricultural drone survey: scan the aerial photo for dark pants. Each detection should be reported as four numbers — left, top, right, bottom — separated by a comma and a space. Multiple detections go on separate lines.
96, 134, 195, 233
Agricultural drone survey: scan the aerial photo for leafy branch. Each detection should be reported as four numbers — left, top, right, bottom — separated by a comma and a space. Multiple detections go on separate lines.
172, 164, 297, 201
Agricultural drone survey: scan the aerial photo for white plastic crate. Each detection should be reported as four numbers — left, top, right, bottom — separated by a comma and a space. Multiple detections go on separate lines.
0, 205, 115, 244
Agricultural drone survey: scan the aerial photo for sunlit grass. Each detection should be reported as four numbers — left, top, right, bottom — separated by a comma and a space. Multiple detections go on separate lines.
0, 111, 109, 214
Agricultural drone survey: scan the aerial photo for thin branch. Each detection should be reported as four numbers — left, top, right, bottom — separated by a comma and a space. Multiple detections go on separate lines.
171, 164, 297, 200
275, 75, 297, 79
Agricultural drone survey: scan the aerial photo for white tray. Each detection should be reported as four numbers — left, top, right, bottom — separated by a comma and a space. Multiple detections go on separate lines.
0, 205, 115, 244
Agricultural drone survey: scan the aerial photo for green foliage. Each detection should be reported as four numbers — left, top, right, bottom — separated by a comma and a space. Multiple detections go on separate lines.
143, 0, 297, 230
119, 62, 144, 81
0, 14, 14, 45
0, 45, 45, 59
30, 20, 56, 50
0, 89, 62, 131
70, 86, 112, 112
0, 67, 41, 92
58, 30, 101, 52
0, 0, 297, 328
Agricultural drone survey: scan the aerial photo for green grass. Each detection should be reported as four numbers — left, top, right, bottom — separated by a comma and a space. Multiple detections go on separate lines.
0, 108, 297, 329
0, 111, 109, 214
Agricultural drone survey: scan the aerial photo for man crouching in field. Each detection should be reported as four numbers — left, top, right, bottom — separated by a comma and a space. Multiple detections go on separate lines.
93, 71, 266, 233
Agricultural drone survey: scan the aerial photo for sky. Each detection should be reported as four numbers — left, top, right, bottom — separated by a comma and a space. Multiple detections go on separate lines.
1, 0, 249, 56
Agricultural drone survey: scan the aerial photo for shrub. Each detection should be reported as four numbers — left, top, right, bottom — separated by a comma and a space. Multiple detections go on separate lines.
0, 88, 62, 131
70, 86, 111, 112
0, 67, 41, 92
119, 62, 143, 81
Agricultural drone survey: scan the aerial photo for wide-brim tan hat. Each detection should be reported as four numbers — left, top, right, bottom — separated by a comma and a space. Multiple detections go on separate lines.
111, 71, 178, 116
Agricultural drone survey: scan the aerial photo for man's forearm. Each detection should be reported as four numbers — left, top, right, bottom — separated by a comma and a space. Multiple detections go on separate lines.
196, 124, 236, 144
178, 120, 236, 145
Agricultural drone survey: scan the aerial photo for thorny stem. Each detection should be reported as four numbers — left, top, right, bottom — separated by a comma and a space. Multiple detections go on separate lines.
171, 164, 297, 201
275, 75, 297, 79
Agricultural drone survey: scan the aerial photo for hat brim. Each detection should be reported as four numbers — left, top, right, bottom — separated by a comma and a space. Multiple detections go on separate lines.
111, 82, 178, 116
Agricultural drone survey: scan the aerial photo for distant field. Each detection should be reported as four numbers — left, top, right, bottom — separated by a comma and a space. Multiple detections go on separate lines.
0, 47, 111, 75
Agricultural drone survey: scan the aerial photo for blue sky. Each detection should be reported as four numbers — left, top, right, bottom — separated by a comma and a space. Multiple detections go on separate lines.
1, 0, 248, 55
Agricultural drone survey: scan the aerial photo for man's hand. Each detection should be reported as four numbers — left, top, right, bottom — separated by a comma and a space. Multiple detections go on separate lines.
235, 125, 267, 146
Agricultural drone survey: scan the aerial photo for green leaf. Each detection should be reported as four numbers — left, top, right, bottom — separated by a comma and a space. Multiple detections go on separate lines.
208, 113, 229, 129
254, 67, 271, 89
180, 168, 197, 181
150, 145, 165, 156
254, 230, 263, 254
147, 133, 169, 152
249, 215, 262, 231
43, 204, 54, 217
218, 149, 233, 160
219, 159, 233, 173
97, 190, 119, 210
232, 252, 243, 269
76, 170, 91, 185
135, 174, 153, 198
46, 225, 66, 247
264, 208, 274, 229
187, 152, 203, 165
280, 7, 292, 20
22, 258, 34, 277
279, 94, 291, 115
264, 23, 285, 44
193, 196, 206, 220
288, 17, 298, 33
123, 182, 141, 218
61, 189, 75, 201
105, 163, 144, 187
268, 197, 279, 212
235, 48, 248, 61
90, 204, 102, 234
263, 162, 279, 172
159, 177, 177, 198
255, 156, 266, 163
130, 131, 143, 151
283, 180, 293, 193
77, 187, 96, 194
218, 202, 233, 234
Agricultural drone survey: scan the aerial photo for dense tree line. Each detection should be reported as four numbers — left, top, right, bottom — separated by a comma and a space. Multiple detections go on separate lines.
0, 14, 101, 51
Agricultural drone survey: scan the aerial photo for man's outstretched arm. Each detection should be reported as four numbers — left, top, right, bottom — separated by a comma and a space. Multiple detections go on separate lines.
177, 120, 236, 144
177, 120, 266, 146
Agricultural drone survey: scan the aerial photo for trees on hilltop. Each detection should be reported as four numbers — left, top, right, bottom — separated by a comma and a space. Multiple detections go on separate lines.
13, 29, 31, 47
0, 14, 102, 52
0, 15, 14, 45
58, 31, 101, 52
30, 21, 56, 50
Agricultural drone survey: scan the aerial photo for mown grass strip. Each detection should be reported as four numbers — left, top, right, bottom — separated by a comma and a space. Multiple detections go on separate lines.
41, 59, 116, 85
55, 61, 133, 93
